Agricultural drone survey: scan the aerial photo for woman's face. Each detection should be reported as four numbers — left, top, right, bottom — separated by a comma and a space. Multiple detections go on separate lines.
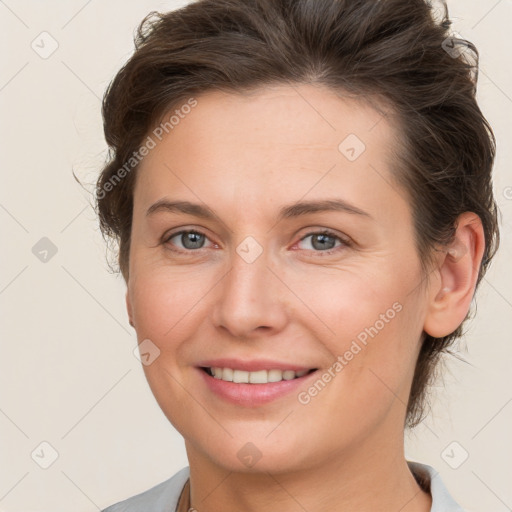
127, 84, 431, 473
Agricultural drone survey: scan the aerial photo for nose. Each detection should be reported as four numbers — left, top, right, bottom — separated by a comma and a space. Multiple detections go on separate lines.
212, 240, 288, 339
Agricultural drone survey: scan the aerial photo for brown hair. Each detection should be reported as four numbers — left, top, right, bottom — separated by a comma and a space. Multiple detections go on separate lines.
96, 0, 499, 427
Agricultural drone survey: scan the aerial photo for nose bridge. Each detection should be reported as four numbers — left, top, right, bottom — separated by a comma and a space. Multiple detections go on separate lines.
212, 235, 287, 337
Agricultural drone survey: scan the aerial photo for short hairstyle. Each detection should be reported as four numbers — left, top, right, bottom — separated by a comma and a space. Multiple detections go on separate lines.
96, 0, 500, 427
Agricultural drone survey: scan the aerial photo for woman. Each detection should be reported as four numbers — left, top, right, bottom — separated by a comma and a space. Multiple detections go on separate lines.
97, 0, 499, 510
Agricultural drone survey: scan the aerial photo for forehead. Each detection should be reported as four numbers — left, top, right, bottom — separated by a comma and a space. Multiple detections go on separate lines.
145, 84, 397, 161
134, 84, 407, 222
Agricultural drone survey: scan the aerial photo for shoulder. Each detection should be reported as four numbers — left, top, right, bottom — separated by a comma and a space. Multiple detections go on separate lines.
101, 466, 190, 512
407, 461, 467, 512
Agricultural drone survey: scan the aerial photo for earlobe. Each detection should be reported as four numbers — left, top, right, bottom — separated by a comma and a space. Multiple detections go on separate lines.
126, 291, 135, 328
423, 212, 485, 338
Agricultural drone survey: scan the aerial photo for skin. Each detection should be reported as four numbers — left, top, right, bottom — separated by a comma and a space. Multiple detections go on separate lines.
125, 84, 485, 512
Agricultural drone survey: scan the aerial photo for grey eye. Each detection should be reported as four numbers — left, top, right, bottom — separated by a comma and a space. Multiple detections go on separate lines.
299, 232, 342, 251
168, 231, 208, 250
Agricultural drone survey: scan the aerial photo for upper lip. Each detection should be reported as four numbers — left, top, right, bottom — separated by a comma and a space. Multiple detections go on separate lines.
196, 358, 316, 372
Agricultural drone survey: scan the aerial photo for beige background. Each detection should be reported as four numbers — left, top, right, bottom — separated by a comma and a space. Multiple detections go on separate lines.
0, 0, 511, 510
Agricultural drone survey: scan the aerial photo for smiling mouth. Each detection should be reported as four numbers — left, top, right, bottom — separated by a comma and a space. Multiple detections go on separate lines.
201, 367, 317, 384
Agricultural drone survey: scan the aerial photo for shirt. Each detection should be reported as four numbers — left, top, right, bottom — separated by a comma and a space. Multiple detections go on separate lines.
101, 461, 466, 511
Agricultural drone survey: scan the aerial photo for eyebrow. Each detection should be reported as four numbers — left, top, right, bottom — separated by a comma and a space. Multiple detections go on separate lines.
146, 198, 372, 221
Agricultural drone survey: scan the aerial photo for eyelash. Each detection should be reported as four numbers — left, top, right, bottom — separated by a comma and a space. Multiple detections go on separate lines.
162, 228, 351, 256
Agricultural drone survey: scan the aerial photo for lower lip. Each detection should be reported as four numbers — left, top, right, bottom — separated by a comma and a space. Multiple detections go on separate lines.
197, 368, 318, 406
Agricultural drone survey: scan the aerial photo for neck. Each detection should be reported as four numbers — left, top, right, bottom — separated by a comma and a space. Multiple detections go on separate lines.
185, 431, 432, 512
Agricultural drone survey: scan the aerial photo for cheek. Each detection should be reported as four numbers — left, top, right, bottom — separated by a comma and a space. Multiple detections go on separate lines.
129, 263, 212, 342
128, 268, 208, 433
287, 265, 406, 344
333, 293, 424, 418
295, 302, 422, 445
298, 265, 424, 395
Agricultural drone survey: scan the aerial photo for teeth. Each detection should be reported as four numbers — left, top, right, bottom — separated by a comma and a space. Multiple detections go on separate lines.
233, 370, 249, 383
268, 369, 283, 382
249, 370, 267, 384
222, 367, 233, 381
209, 367, 311, 384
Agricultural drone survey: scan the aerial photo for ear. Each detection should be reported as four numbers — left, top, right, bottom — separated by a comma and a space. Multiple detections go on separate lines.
423, 212, 486, 338
126, 291, 135, 328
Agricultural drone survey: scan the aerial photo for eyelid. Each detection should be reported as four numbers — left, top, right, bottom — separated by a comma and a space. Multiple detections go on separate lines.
298, 227, 351, 243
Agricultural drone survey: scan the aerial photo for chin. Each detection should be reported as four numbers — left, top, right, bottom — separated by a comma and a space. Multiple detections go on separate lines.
185, 428, 320, 475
